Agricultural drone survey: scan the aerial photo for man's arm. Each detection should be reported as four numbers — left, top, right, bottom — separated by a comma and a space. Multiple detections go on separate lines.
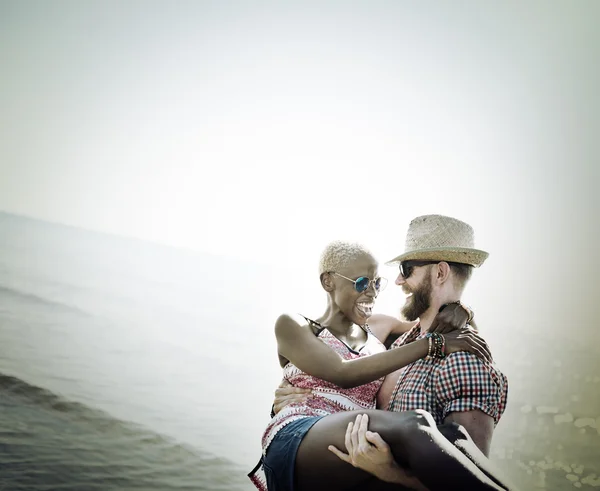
444, 409, 495, 456
272, 379, 311, 416
435, 352, 508, 456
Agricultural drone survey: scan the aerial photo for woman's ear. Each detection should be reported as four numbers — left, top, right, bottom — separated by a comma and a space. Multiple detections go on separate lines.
320, 272, 335, 292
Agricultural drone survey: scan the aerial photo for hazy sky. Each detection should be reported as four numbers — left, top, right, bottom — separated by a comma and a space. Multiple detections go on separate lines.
1, 1, 598, 328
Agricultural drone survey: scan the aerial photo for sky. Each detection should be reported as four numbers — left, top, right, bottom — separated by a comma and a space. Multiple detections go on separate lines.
1, 1, 598, 338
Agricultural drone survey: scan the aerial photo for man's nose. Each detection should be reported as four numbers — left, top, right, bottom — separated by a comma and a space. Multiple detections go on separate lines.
395, 272, 405, 286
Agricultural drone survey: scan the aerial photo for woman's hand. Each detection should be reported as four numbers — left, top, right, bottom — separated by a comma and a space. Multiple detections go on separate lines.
443, 328, 493, 362
328, 414, 429, 490
428, 302, 471, 334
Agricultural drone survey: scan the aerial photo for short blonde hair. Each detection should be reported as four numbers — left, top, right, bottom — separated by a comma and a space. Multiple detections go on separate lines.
318, 240, 374, 275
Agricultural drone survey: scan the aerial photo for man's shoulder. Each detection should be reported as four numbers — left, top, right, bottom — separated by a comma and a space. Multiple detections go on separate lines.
439, 351, 506, 374
438, 351, 508, 387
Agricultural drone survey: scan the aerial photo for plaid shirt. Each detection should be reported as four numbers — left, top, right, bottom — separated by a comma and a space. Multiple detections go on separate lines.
387, 325, 508, 425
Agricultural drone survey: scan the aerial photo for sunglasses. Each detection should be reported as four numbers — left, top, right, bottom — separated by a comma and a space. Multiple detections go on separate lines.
330, 272, 388, 293
399, 260, 440, 279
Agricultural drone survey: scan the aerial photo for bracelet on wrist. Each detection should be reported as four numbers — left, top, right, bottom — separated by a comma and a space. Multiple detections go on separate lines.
425, 333, 446, 360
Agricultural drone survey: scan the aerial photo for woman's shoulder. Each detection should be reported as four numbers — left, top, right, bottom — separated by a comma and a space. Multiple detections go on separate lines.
274, 313, 316, 335
275, 312, 309, 326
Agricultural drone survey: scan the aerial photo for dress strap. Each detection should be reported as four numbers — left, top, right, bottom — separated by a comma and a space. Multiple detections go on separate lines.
299, 314, 327, 336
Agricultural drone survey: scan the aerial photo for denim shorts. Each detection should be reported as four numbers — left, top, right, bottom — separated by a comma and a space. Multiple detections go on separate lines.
262, 416, 324, 491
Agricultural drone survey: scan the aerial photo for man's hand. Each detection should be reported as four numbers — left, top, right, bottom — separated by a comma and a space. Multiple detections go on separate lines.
328, 414, 428, 490
273, 379, 311, 415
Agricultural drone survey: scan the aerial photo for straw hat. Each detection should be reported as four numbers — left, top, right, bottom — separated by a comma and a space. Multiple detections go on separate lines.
386, 215, 489, 267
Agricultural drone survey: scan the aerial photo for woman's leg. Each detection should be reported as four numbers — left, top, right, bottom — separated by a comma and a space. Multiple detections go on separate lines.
295, 409, 511, 491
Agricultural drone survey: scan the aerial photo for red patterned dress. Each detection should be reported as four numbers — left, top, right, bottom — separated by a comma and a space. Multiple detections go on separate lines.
249, 318, 386, 490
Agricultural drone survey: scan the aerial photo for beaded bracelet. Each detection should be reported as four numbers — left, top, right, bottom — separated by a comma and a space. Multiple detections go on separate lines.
425, 333, 436, 360
425, 333, 446, 360
433, 333, 444, 358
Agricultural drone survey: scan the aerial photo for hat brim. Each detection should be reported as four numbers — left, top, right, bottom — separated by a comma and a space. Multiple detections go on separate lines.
385, 247, 489, 268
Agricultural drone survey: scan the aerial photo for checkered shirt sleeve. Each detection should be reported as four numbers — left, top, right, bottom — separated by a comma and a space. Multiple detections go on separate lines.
435, 352, 508, 426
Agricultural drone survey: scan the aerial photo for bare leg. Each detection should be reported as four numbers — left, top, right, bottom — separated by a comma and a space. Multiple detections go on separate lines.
295, 409, 511, 491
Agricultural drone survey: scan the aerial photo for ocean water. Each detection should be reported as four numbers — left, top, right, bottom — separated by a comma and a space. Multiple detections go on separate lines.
0, 212, 598, 490
0, 212, 284, 490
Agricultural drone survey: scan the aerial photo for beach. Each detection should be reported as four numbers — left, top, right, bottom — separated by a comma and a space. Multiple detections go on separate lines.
0, 212, 598, 490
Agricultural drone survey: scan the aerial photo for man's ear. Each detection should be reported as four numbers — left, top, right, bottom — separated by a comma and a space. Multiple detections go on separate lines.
435, 262, 452, 284
320, 272, 335, 292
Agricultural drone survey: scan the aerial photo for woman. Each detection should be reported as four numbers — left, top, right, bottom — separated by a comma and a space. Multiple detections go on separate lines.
248, 241, 511, 491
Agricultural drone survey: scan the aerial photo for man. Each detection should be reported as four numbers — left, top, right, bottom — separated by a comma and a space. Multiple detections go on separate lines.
274, 214, 508, 457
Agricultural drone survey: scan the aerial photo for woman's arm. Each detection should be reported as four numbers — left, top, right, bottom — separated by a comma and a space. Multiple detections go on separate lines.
276, 307, 489, 389
371, 304, 472, 348
368, 314, 417, 344
275, 313, 430, 389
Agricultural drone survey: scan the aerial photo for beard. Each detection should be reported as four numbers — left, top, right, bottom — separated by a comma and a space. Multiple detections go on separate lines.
401, 278, 432, 321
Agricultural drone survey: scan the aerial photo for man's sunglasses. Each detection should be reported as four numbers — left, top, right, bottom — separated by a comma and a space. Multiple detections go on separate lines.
330, 272, 388, 293
399, 260, 440, 279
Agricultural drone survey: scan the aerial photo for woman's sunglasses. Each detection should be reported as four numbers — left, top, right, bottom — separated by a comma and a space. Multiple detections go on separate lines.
330, 272, 388, 293
399, 260, 440, 279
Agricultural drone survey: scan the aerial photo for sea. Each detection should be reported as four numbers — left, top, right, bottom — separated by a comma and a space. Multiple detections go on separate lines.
0, 212, 598, 490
